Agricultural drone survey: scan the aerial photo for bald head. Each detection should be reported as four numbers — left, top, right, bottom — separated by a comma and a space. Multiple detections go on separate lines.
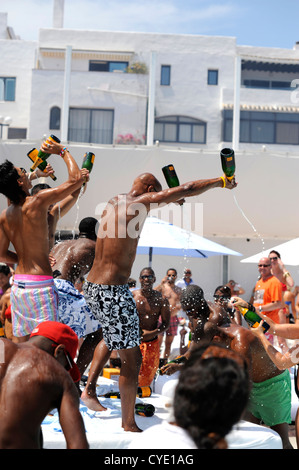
132, 173, 162, 194
258, 257, 272, 279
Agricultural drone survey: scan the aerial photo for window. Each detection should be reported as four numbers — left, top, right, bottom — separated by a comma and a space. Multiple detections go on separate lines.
154, 116, 206, 144
223, 110, 299, 145
68, 108, 114, 144
207, 70, 218, 86
7, 128, 27, 139
0, 77, 16, 101
89, 61, 128, 72
243, 79, 293, 90
161, 65, 171, 86
49, 106, 61, 130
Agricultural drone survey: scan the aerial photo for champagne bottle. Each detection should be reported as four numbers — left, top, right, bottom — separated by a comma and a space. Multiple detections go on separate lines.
158, 355, 187, 375
81, 152, 95, 186
236, 305, 270, 333
82, 152, 95, 172
30, 134, 61, 171
135, 403, 155, 417
162, 164, 180, 188
100, 387, 152, 399
27, 148, 57, 181
102, 391, 121, 399
137, 386, 152, 398
220, 148, 235, 180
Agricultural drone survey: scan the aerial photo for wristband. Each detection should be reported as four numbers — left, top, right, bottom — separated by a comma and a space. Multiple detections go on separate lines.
220, 176, 226, 188
60, 147, 68, 157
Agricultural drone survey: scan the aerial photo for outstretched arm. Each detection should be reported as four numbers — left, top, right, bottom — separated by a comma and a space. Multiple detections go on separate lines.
233, 297, 299, 339
139, 175, 237, 209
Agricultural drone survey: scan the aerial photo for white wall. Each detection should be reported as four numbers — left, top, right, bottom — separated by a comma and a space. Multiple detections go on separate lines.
1, 141, 299, 299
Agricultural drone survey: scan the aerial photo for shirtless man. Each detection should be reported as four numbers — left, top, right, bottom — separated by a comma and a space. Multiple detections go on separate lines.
155, 268, 182, 360
133, 267, 170, 386
164, 285, 292, 448
0, 141, 87, 342
81, 171, 237, 432
0, 321, 88, 449
50, 216, 102, 374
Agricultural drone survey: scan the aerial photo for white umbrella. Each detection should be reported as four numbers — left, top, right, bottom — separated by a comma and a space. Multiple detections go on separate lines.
241, 238, 299, 266
137, 217, 242, 265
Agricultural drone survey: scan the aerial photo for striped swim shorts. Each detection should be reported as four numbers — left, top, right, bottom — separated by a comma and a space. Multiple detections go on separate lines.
11, 275, 59, 337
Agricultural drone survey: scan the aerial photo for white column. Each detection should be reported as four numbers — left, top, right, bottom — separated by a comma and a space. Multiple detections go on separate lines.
61, 45, 72, 142
146, 51, 157, 146
53, 0, 64, 28
232, 55, 241, 151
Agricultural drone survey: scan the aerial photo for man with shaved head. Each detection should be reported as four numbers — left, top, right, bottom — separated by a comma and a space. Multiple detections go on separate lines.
253, 257, 284, 325
81, 171, 237, 432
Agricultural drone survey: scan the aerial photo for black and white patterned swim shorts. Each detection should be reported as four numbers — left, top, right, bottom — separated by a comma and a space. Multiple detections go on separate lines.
83, 281, 141, 351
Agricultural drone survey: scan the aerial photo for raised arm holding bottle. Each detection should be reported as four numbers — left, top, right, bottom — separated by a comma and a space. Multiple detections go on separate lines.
0, 138, 86, 342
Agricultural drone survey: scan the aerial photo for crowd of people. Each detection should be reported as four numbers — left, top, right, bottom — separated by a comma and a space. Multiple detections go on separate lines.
0, 138, 299, 450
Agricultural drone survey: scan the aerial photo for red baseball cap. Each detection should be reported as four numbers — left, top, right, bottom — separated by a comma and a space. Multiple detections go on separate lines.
30, 321, 81, 382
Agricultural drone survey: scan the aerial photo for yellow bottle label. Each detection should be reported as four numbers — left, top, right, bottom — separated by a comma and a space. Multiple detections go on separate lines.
139, 386, 151, 397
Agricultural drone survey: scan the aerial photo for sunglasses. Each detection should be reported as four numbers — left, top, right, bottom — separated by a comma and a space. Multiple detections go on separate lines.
18, 167, 26, 178
140, 275, 154, 280
214, 295, 229, 301
167, 274, 177, 277
258, 264, 270, 268
270, 257, 278, 261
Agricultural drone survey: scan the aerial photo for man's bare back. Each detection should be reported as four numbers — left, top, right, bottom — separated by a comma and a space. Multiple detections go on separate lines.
51, 237, 96, 284
87, 193, 148, 285
0, 338, 87, 449
216, 323, 282, 383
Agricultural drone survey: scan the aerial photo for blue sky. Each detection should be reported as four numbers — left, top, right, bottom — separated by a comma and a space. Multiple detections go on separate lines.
1, 0, 299, 49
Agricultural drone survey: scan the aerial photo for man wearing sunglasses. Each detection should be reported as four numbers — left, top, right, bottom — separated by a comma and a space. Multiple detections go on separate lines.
0, 139, 87, 343
133, 267, 170, 387
0, 321, 88, 449
252, 257, 284, 327
175, 268, 194, 289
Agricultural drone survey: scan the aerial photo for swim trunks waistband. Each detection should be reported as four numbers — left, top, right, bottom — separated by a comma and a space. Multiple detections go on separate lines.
14, 274, 53, 281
